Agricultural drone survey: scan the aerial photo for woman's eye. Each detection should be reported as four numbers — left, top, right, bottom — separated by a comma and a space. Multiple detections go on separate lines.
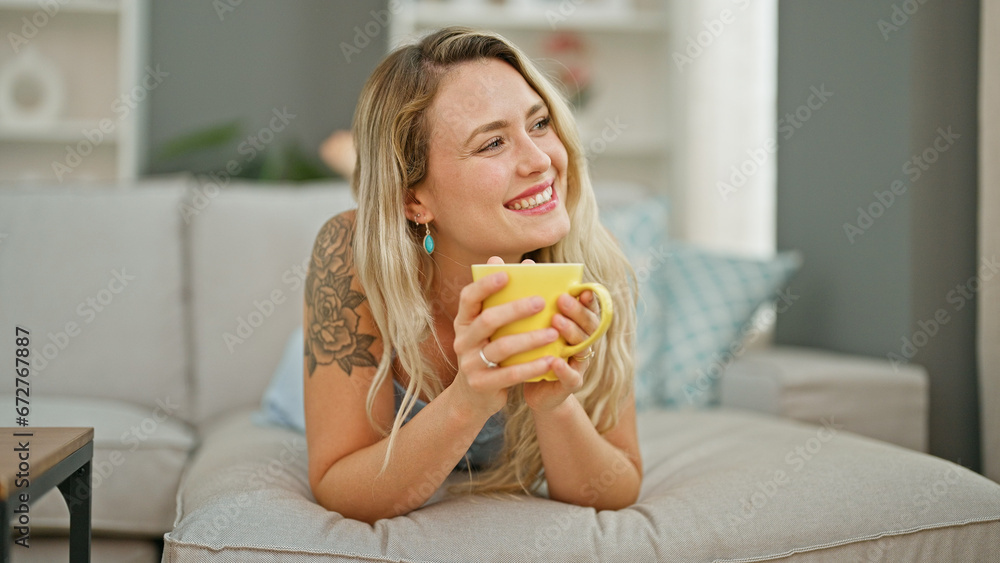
533, 116, 551, 131
479, 137, 503, 153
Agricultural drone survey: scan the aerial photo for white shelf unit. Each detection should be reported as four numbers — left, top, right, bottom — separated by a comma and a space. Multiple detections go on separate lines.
0, 0, 147, 184
388, 0, 675, 195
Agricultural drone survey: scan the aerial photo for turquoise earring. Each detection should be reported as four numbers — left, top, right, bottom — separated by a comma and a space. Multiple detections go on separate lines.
416, 214, 434, 255
422, 221, 435, 255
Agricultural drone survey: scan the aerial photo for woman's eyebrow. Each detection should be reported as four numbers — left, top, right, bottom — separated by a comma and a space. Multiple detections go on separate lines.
463, 101, 547, 147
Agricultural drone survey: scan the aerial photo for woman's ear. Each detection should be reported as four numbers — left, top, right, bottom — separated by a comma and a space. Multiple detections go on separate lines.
405, 189, 434, 223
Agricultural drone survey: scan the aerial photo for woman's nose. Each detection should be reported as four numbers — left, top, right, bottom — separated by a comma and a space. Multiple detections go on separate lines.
516, 136, 552, 177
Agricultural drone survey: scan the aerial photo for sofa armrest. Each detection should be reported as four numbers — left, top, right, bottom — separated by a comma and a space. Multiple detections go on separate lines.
720, 346, 928, 452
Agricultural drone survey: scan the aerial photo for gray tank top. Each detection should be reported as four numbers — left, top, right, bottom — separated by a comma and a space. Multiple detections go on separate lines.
392, 379, 505, 471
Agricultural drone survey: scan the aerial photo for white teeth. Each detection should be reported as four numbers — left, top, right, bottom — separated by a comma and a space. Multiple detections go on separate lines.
508, 185, 554, 210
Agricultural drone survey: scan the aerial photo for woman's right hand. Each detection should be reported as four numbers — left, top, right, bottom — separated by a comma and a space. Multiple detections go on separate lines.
451, 256, 559, 418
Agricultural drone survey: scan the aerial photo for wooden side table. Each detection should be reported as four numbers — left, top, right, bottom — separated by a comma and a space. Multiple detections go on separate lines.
0, 427, 94, 562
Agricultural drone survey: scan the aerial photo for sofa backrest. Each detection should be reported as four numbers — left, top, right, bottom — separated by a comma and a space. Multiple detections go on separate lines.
0, 179, 194, 420
184, 180, 355, 425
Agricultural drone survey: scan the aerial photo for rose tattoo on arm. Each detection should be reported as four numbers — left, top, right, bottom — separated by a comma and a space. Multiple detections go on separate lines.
305, 213, 378, 377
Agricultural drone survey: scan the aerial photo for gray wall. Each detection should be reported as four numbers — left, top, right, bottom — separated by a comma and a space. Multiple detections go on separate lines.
144, 1, 388, 175
776, 0, 980, 469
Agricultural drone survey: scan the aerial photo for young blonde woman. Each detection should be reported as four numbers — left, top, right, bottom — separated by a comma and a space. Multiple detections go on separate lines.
304, 27, 641, 524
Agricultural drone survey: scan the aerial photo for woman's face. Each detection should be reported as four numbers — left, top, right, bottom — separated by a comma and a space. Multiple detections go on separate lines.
409, 58, 571, 265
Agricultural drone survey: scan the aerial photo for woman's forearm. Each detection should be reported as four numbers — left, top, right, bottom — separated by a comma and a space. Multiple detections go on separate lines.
312, 385, 490, 524
532, 394, 641, 510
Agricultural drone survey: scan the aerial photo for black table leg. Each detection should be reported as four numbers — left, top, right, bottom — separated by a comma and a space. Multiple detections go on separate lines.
1, 497, 10, 563
57, 460, 91, 563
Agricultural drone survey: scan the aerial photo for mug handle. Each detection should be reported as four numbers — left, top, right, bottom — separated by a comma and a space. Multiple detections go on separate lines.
563, 283, 614, 358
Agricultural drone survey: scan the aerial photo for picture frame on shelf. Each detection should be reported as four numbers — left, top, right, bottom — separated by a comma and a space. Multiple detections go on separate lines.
0, 0, 148, 184
0, 46, 66, 126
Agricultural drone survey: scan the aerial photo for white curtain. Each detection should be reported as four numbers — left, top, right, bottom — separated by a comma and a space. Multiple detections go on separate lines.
670, 0, 778, 256
980, 0, 999, 484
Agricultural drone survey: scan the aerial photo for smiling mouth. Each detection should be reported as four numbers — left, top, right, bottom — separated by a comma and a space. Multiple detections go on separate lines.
506, 186, 554, 210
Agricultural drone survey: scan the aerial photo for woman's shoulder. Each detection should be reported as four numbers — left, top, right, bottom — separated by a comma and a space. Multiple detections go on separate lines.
306, 208, 382, 377
311, 209, 359, 280
308, 208, 368, 313
317, 208, 358, 238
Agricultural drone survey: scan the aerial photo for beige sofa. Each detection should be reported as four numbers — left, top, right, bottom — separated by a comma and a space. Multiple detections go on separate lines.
1, 177, 997, 562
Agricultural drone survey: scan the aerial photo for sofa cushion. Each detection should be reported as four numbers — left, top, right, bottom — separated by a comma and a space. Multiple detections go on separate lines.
0, 180, 192, 418
185, 180, 356, 425
0, 394, 195, 536
721, 346, 930, 452
164, 407, 1000, 562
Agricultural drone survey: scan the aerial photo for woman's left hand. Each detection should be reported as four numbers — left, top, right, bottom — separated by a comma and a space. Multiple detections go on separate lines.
523, 275, 603, 414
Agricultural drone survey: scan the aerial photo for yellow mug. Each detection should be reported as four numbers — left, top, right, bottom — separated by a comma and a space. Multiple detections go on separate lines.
470, 263, 613, 382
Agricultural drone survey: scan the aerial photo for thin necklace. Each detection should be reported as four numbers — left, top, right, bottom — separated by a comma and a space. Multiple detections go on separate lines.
431, 248, 468, 269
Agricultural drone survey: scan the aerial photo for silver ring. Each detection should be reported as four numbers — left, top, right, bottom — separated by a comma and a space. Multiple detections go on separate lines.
479, 348, 499, 369
573, 348, 595, 362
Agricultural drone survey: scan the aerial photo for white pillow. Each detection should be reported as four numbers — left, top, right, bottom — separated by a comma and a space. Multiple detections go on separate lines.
254, 327, 306, 433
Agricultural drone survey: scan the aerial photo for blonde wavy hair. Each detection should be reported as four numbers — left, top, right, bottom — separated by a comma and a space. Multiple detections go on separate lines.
351, 27, 636, 496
